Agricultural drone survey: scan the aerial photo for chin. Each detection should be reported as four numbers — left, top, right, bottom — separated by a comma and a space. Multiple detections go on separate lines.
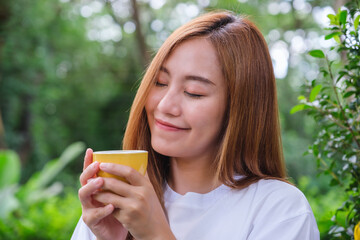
152, 144, 173, 157
151, 142, 180, 158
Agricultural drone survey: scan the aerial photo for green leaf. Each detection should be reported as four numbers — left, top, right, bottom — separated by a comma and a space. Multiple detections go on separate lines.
354, 15, 360, 31
343, 91, 356, 98
290, 104, 305, 114
309, 85, 322, 102
325, 32, 342, 40
298, 95, 306, 101
30, 142, 85, 190
0, 150, 21, 189
338, 70, 348, 78
339, 10, 347, 25
19, 142, 85, 204
0, 185, 20, 219
333, 35, 341, 43
327, 14, 338, 25
313, 145, 319, 157
330, 178, 339, 186
321, 69, 329, 77
308, 50, 325, 58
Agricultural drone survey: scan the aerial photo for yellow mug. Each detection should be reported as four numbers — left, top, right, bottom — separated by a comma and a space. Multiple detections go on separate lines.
93, 150, 148, 182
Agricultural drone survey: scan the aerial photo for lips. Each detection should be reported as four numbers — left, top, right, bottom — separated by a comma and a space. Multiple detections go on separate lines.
155, 119, 190, 131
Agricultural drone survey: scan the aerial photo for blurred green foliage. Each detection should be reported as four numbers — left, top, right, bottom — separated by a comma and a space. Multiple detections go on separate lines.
299, 176, 347, 239
0, 142, 84, 217
292, 1, 360, 238
0, 143, 84, 239
0, 0, 141, 182
0, 189, 81, 240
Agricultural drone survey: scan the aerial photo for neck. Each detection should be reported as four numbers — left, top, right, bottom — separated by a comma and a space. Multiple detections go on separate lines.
168, 155, 221, 195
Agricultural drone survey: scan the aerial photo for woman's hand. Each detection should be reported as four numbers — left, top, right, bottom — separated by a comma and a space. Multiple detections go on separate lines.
92, 162, 175, 240
78, 148, 128, 240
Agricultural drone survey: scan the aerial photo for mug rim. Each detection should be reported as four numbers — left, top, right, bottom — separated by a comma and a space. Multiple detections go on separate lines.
93, 150, 147, 154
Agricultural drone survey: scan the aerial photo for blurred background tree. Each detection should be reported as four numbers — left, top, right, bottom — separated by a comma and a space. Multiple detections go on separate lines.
292, 1, 360, 238
0, 0, 353, 239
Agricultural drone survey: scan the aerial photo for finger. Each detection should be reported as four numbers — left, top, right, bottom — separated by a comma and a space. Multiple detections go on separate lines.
93, 191, 129, 209
111, 208, 129, 229
99, 163, 145, 186
101, 177, 132, 197
82, 204, 115, 227
83, 148, 93, 171
78, 177, 104, 208
80, 161, 100, 186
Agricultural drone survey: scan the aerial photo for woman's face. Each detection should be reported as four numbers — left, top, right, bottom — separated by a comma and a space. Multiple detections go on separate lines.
145, 37, 227, 160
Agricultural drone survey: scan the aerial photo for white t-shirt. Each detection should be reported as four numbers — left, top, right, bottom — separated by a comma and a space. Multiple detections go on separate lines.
71, 179, 319, 240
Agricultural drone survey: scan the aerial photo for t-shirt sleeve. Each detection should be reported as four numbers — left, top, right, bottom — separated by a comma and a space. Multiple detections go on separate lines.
247, 180, 320, 240
247, 212, 319, 240
71, 216, 96, 240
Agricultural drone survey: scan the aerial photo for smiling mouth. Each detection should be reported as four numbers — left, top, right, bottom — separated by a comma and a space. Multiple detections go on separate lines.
155, 119, 190, 131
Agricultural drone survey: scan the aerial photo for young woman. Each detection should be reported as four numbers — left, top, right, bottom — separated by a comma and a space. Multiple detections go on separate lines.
72, 11, 319, 240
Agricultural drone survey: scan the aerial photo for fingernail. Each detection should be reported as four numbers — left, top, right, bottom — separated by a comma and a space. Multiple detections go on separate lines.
87, 178, 95, 184
92, 161, 98, 168
100, 162, 109, 170
93, 178, 102, 185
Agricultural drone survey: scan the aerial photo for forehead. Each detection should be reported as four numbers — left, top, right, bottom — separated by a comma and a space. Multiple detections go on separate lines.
161, 38, 224, 84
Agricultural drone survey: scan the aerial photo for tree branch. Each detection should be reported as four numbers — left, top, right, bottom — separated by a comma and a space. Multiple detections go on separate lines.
0, 109, 7, 149
130, 0, 150, 67
325, 56, 360, 149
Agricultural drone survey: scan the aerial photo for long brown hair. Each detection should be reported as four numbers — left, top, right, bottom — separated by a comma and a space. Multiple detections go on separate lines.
123, 10, 286, 206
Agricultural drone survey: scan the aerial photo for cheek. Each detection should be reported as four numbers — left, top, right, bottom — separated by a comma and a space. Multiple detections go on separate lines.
145, 90, 160, 114
187, 100, 225, 129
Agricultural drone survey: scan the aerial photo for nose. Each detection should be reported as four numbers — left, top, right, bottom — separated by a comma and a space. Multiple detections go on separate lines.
156, 88, 181, 117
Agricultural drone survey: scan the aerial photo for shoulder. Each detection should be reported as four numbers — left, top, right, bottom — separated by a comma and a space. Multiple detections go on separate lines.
255, 179, 308, 199
242, 179, 320, 239
249, 179, 313, 220
256, 179, 308, 201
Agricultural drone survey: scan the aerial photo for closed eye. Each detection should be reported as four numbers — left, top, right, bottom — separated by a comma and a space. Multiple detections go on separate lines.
155, 81, 167, 87
185, 91, 203, 98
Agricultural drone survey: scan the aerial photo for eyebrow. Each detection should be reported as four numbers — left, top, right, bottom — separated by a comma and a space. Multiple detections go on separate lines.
159, 66, 216, 86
